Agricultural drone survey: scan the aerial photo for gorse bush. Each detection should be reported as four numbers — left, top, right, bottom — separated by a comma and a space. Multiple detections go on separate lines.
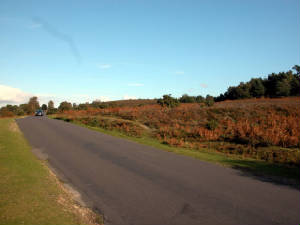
157, 95, 180, 108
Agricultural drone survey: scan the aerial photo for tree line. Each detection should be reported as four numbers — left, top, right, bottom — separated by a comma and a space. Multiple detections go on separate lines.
0, 97, 56, 117
215, 65, 300, 101
1, 65, 299, 116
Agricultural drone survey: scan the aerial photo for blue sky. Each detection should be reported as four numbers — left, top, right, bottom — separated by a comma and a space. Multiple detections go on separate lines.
0, 0, 299, 106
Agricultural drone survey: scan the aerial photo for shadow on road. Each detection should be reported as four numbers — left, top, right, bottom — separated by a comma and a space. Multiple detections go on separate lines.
223, 158, 299, 190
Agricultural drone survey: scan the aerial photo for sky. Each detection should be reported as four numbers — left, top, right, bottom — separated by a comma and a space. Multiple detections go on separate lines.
0, 0, 299, 106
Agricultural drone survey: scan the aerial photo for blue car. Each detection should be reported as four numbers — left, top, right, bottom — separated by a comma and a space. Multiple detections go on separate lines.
35, 109, 44, 116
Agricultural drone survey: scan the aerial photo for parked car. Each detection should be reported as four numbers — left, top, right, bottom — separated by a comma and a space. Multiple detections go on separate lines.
35, 109, 44, 116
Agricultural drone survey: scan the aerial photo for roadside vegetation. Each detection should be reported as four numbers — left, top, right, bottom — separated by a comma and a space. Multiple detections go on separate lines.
52, 97, 300, 166
0, 118, 102, 225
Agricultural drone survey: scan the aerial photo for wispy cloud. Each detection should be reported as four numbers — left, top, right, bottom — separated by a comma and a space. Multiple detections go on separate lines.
97, 64, 112, 69
200, 83, 208, 88
28, 22, 43, 29
32, 17, 81, 64
128, 83, 144, 87
123, 95, 137, 100
175, 71, 185, 75
96, 96, 110, 102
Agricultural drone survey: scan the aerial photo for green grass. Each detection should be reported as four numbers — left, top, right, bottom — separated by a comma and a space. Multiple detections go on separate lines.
58, 118, 299, 186
0, 118, 96, 225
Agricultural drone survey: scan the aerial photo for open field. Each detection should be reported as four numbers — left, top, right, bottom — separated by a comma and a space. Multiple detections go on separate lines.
51, 97, 300, 183
0, 118, 102, 225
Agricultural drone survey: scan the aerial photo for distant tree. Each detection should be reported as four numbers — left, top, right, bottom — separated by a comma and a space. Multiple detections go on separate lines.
27, 97, 40, 114
205, 95, 215, 106
48, 100, 54, 109
292, 65, 300, 76
249, 78, 265, 97
210, 65, 300, 101
226, 86, 237, 99
91, 100, 101, 108
78, 103, 88, 110
214, 94, 225, 102
41, 104, 47, 111
15, 107, 25, 116
195, 95, 205, 103
58, 101, 72, 112
5, 104, 18, 114
236, 82, 251, 99
290, 74, 300, 96
0, 107, 14, 117
179, 94, 196, 103
47, 100, 57, 114
72, 103, 78, 110
275, 79, 290, 96
19, 104, 30, 114
157, 94, 179, 108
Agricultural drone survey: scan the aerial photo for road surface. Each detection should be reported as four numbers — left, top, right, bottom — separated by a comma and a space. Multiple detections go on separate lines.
16, 116, 299, 225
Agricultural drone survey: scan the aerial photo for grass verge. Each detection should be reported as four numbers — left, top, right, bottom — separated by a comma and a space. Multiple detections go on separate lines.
0, 118, 103, 225
50, 116, 299, 188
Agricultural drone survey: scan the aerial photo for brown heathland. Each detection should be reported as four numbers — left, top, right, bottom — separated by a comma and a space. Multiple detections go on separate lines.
55, 97, 300, 166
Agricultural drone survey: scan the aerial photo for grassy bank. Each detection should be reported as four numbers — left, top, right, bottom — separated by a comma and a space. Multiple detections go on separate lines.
0, 118, 102, 225
51, 115, 299, 187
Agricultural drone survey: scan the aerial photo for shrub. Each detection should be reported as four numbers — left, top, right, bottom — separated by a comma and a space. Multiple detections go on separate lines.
206, 120, 218, 130
157, 95, 179, 108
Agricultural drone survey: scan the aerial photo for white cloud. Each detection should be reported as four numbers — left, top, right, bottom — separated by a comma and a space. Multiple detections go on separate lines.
128, 83, 144, 87
0, 84, 31, 106
200, 83, 208, 88
123, 95, 137, 100
28, 22, 43, 29
175, 71, 185, 75
0, 84, 114, 107
97, 64, 112, 69
95, 96, 110, 102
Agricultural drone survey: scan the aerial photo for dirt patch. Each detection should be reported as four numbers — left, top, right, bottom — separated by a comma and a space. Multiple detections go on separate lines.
9, 121, 21, 133
31, 148, 49, 160
46, 163, 104, 225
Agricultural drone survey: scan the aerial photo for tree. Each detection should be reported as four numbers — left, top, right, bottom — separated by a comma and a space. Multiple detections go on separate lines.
19, 104, 30, 114
72, 103, 78, 110
41, 104, 47, 111
78, 103, 88, 110
47, 100, 57, 114
195, 95, 205, 103
157, 94, 179, 108
27, 97, 40, 114
48, 100, 54, 110
290, 74, 300, 96
275, 79, 290, 96
58, 101, 72, 112
292, 65, 300, 76
179, 94, 196, 103
0, 107, 14, 117
91, 100, 102, 108
249, 78, 265, 97
205, 95, 215, 106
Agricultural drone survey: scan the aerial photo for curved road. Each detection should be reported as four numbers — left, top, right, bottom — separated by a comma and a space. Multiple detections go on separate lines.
16, 117, 299, 225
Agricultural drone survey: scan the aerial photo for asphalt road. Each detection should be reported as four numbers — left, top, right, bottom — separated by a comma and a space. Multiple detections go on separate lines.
16, 116, 299, 225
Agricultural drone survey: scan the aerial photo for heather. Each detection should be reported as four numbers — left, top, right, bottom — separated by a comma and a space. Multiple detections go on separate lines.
54, 97, 300, 166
